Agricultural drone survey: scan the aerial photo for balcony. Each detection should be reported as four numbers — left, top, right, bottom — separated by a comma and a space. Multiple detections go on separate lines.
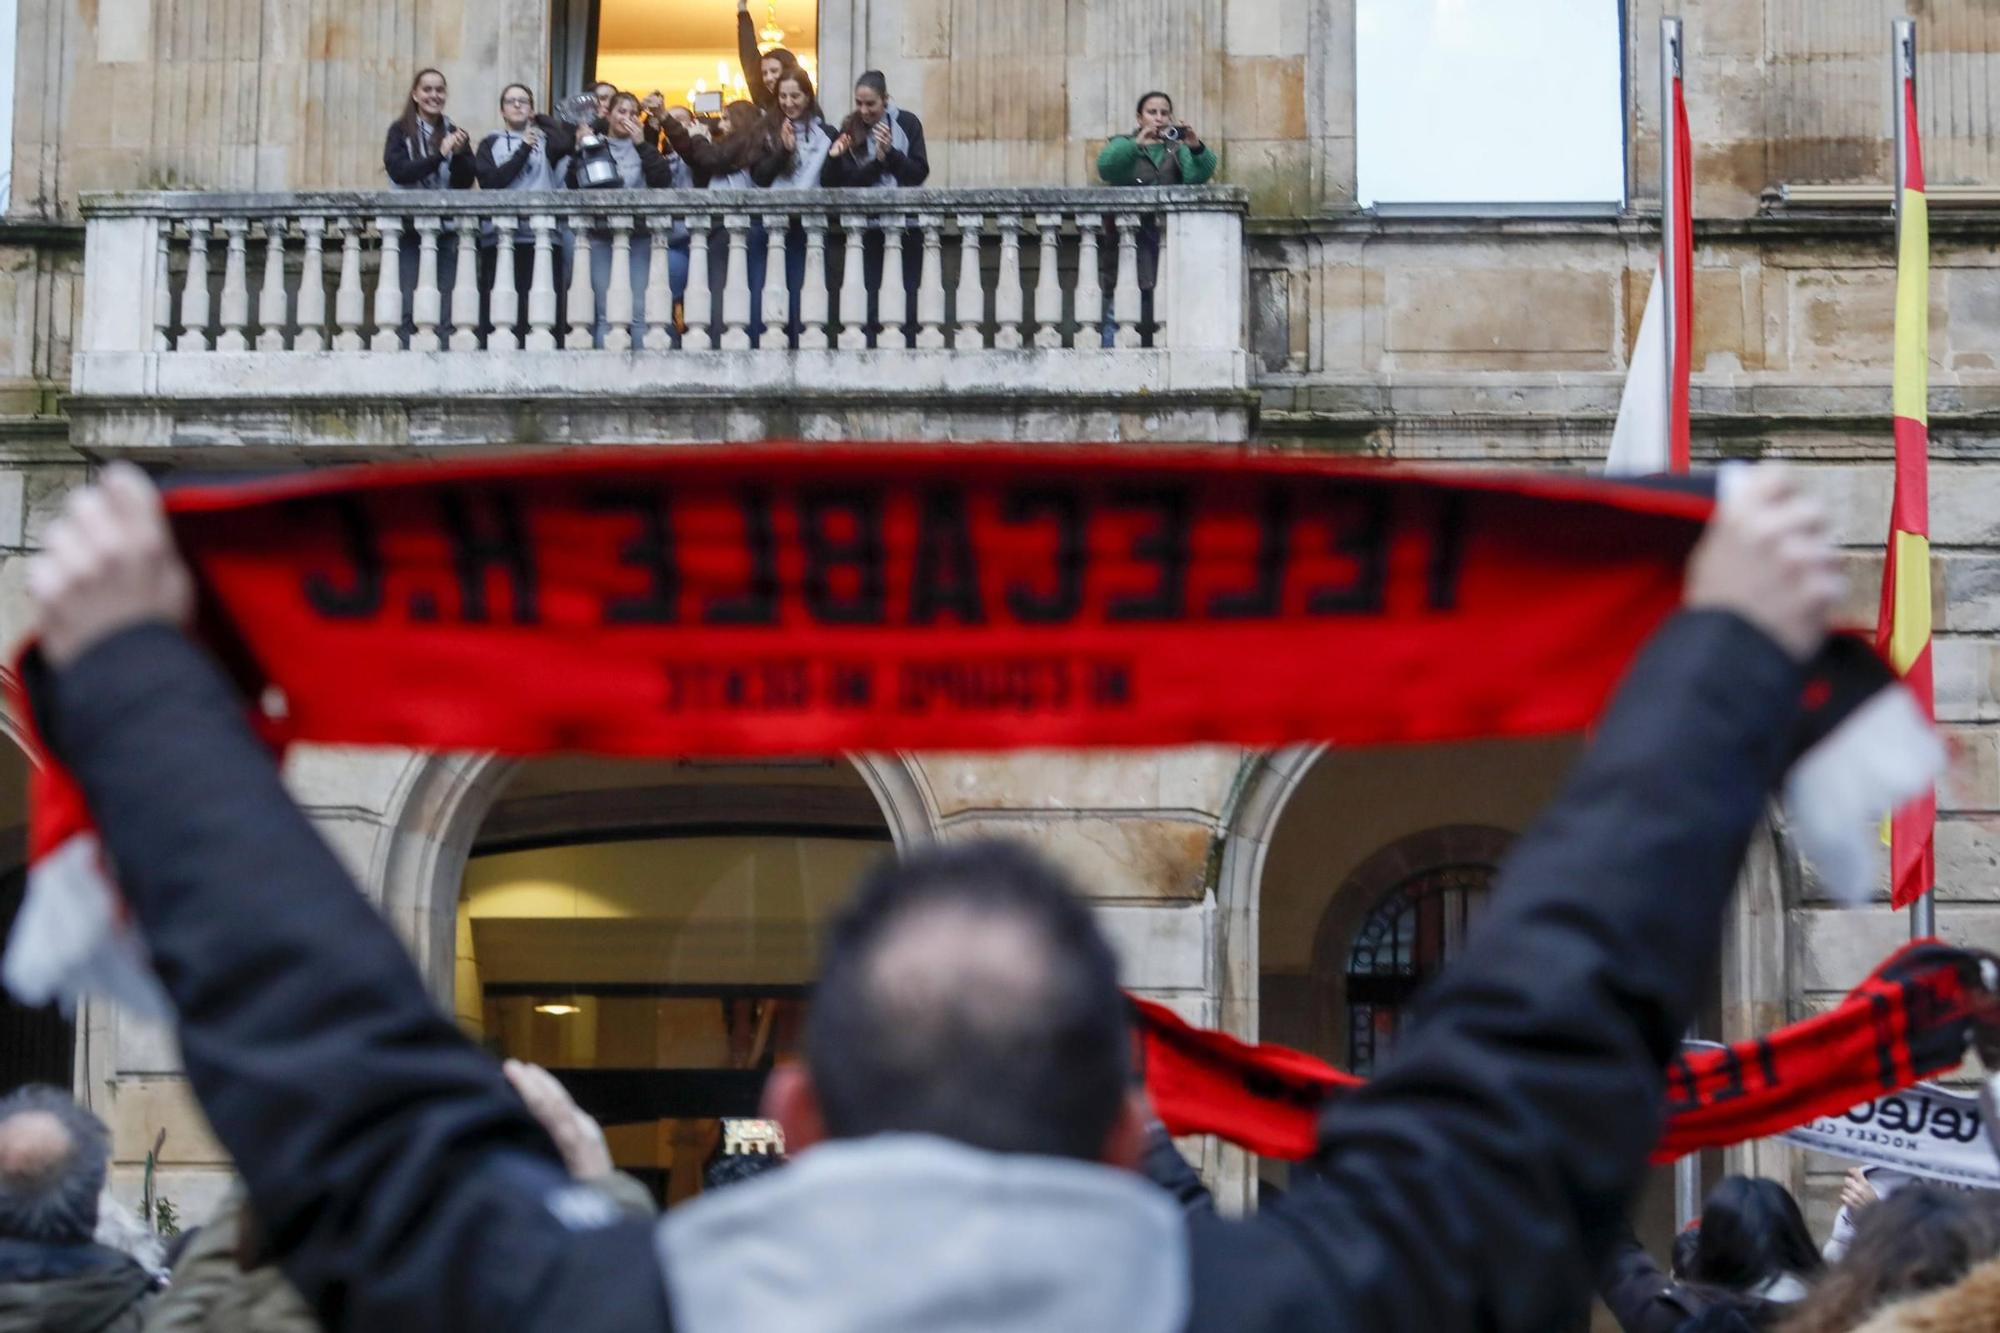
70, 188, 1251, 456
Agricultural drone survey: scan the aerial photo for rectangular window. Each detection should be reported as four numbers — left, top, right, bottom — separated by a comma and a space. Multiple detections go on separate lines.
590, 0, 818, 112
1356, 0, 1624, 209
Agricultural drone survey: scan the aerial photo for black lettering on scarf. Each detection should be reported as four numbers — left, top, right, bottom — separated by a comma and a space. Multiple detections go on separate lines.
441, 490, 538, 625
1307, 486, 1390, 615
800, 488, 887, 625
302, 497, 385, 619
1107, 486, 1192, 622
1209, 484, 1289, 619
910, 486, 986, 625
703, 486, 780, 626
588, 488, 679, 624
1001, 487, 1085, 624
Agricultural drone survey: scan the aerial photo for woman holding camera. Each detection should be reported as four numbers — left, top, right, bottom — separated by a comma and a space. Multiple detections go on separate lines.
1096, 90, 1217, 186
382, 68, 476, 344
567, 91, 679, 347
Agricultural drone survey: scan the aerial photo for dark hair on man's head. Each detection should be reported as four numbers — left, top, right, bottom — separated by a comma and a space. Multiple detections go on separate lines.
1671, 1223, 1701, 1281
1779, 1186, 2000, 1333
594, 80, 617, 95
1136, 90, 1173, 117
1689, 1176, 1824, 1293
856, 70, 889, 98
804, 839, 1130, 1162
704, 1152, 785, 1192
0, 1085, 109, 1244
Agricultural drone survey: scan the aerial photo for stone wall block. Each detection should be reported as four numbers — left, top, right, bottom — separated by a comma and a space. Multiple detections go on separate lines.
103, 1077, 229, 1165
940, 814, 1215, 901
1384, 268, 1616, 361
1941, 725, 2000, 814
1222, 56, 1306, 141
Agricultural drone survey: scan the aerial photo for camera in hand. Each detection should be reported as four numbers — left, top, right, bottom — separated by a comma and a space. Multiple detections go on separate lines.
1162, 125, 1184, 142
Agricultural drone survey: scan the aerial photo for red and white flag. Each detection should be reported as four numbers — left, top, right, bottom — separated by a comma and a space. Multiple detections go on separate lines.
1608, 46, 1693, 476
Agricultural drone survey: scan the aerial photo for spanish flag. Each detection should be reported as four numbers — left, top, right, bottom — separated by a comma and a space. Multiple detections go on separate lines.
1878, 71, 1935, 911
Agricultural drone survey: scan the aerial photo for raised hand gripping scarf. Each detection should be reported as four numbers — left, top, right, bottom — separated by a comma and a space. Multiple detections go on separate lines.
0, 446, 1941, 1015
1133, 941, 2000, 1166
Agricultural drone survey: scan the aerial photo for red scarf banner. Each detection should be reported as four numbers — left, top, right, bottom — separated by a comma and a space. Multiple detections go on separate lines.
0, 448, 1936, 1015
143, 447, 1717, 757
1133, 941, 1999, 1163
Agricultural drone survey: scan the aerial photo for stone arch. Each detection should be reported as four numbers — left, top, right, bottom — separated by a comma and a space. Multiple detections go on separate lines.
376, 750, 935, 1003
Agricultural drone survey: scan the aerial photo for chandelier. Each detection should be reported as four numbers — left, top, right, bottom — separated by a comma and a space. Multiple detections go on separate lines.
758, 0, 785, 46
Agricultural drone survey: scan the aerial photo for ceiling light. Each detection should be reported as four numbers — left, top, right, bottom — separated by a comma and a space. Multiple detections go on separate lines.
534, 1002, 582, 1016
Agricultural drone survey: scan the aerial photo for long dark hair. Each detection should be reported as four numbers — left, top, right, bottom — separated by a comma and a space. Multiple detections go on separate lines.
717, 99, 778, 174
1780, 1186, 2000, 1333
841, 70, 891, 144
397, 68, 448, 148
1688, 1177, 1825, 1293
775, 68, 823, 126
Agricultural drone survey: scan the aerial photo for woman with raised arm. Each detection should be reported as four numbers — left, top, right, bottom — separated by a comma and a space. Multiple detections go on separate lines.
735, 0, 800, 112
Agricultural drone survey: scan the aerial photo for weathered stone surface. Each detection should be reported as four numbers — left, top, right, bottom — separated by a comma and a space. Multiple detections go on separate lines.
1384, 268, 1617, 363
939, 815, 1215, 902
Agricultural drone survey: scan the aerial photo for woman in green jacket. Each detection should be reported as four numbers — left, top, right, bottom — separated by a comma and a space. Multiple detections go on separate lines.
1097, 90, 1217, 186
1094, 91, 1216, 344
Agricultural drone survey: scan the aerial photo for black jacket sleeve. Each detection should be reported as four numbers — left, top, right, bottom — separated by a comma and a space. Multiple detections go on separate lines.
1138, 1124, 1216, 1218
35, 627, 675, 1333
447, 140, 476, 189
660, 118, 738, 184
748, 144, 787, 188
1181, 610, 1801, 1333
633, 137, 678, 188
820, 142, 863, 187
383, 123, 444, 187
540, 115, 577, 164
1597, 1231, 1704, 1333
739, 9, 775, 110
475, 133, 530, 190
885, 110, 930, 186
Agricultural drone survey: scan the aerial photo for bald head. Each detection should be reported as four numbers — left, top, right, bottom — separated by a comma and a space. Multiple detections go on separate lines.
0, 1085, 108, 1243
805, 840, 1130, 1161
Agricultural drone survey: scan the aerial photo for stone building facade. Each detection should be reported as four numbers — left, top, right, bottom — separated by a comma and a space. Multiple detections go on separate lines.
0, 0, 1993, 1259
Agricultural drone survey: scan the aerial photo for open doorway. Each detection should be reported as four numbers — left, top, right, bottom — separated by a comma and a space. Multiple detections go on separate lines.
554, 0, 821, 115
458, 754, 889, 1207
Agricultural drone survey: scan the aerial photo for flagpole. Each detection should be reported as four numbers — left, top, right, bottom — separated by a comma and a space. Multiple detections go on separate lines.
1662, 11, 1704, 1236
1895, 16, 1935, 941
1660, 17, 1684, 461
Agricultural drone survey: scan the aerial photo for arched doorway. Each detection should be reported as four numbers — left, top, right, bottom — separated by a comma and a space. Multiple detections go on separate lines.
457, 755, 895, 1206
0, 731, 72, 1095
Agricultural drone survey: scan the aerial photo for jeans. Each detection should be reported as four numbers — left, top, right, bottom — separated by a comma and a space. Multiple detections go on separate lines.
396, 223, 460, 345
746, 220, 808, 349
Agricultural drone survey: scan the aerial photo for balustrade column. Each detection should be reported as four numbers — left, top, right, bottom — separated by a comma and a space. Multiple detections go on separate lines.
176, 220, 212, 352
371, 217, 405, 350
836, 215, 868, 349
953, 214, 986, 349
1032, 213, 1064, 349
152, 225, 172, 351
410, 218, 443, 351
682, 222, 714, 351
566, 222, 597, 348
914, 215, 946, 349
604, 217, 635, 352
993, 215, 1024, 349
525, 215, 558, 351
489, 220, 520, 352
254, 218, 288, 350
644, 217, 675, 351
878, 223, 910, 350
216, 218, 250, 351
759, 210, 791, 350
797, 215, 831, 350
1111, 213, 1143, 349
333, 220, 365, 350
449, 221, 482, 351
720, 214, 752, 350
1073, 218, 1104, 350
294, 217, 327, 352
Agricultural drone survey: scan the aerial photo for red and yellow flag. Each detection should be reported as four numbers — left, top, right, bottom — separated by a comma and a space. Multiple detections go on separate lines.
1878, 75, 1935, 911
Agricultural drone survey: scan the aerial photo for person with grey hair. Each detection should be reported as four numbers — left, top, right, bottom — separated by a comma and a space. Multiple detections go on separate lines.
0, 1084, 158, 1331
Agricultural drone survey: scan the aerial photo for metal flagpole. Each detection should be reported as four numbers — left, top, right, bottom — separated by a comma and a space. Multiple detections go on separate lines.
1663, 12, 1703, 1235
1660, 17, 1683, 460
1895, 16, 1935, 941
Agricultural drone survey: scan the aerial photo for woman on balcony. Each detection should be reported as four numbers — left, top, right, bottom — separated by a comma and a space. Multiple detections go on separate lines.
746, 69, 832, 347
566, 91, 679, 348
735, 0, 801, 113
381, 68, 476, 345
1092, 91, 1217, 346
475, 84, 576, 342
822, 71, 928, 345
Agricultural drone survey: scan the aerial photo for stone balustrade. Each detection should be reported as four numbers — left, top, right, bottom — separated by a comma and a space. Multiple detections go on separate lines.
72, 188, 1252, 453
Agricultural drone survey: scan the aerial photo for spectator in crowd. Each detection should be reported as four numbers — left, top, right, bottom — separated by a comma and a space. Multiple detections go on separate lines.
142, 1184, 320, 1333
475, 84, 577, 341
750, 69, 833, 346
567, 91, 678, 347
1779, 1186, 2000, 1333
1097, 91, 1217, 187
24, 461, 1846, 1332
701, 1153, 784, 1194
639, 91, 671, 153
0, 1085, 159, 1332
822, 70, 928, 344
822, 71, 929, 188
1600, 1177, 1823, 1333
591, 80, 618, 132
381, 68, 476, 344
661, 100, 776, 342
1093, 90, 1216, 347
735, 0, 800, 112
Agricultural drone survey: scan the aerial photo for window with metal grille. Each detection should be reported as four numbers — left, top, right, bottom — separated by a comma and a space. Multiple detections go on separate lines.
1344, 861, 1494, 1074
